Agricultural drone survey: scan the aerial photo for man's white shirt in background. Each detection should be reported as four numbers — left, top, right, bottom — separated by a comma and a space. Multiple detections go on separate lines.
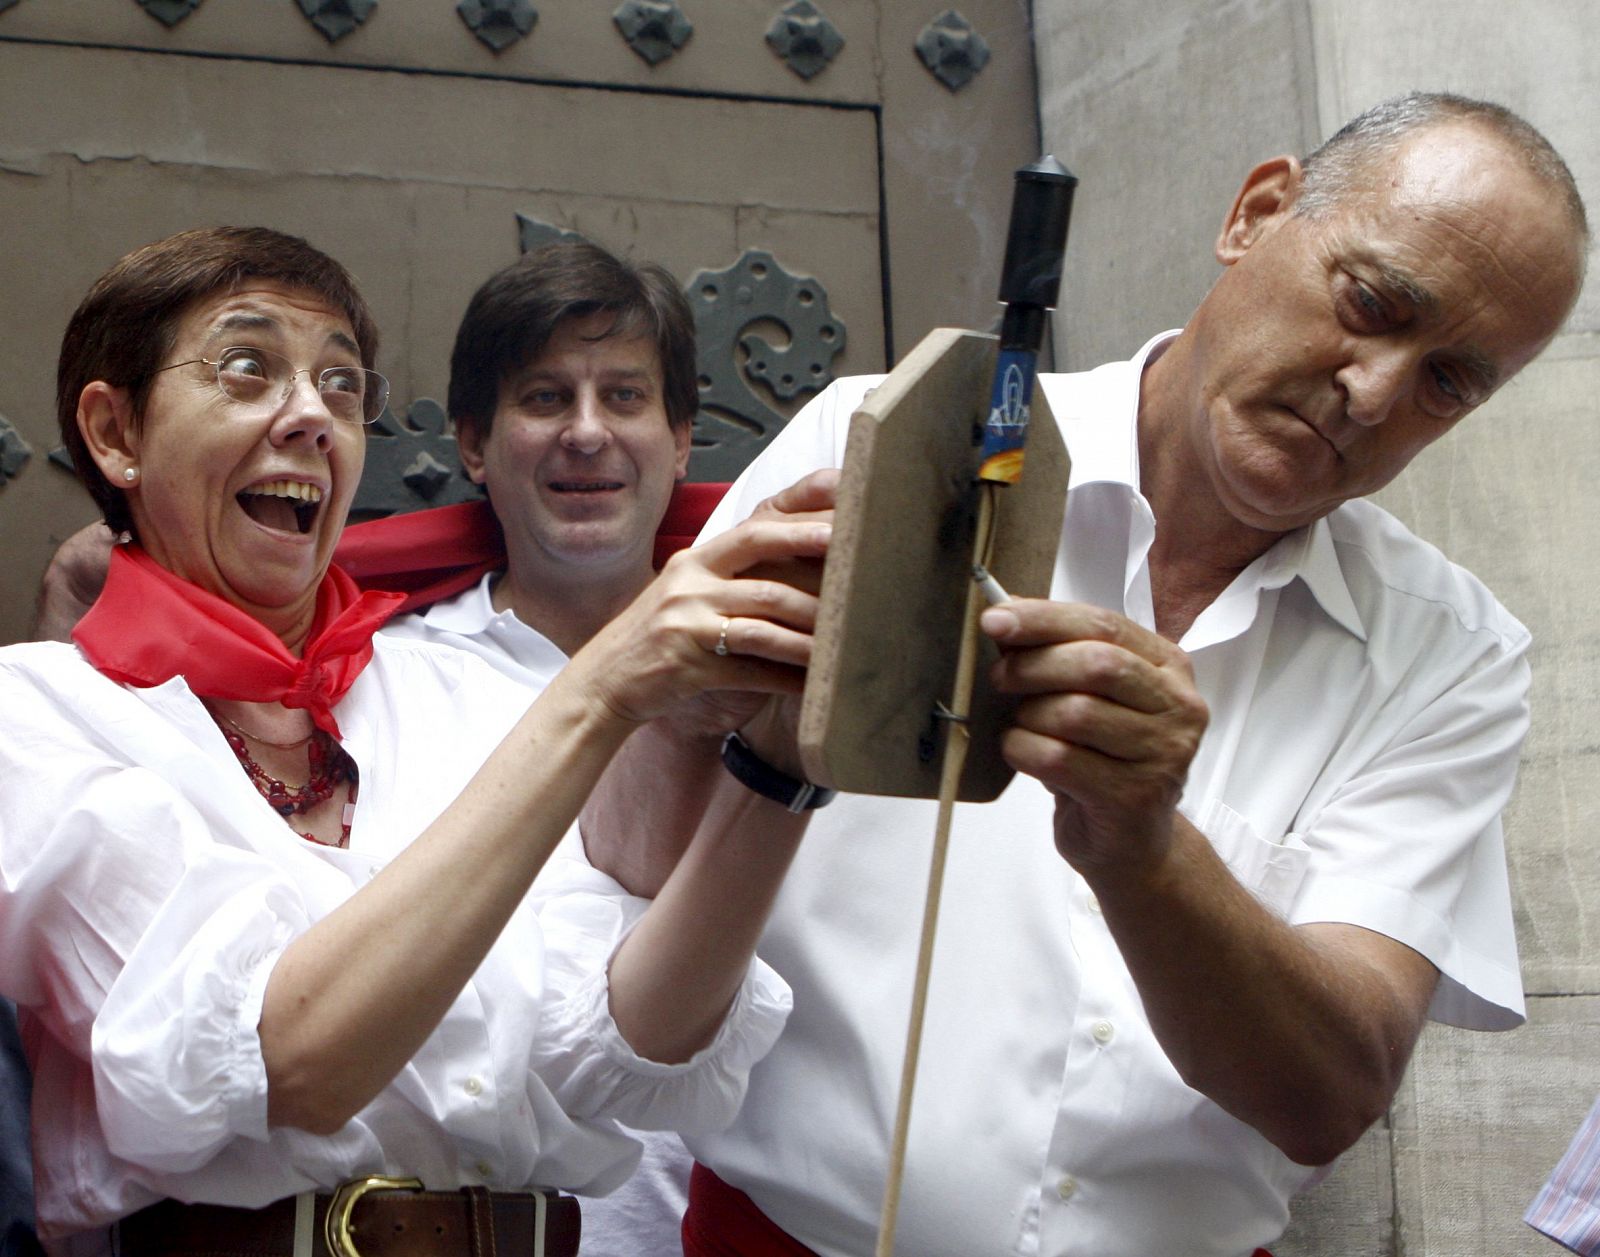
384, 578, 694, 1257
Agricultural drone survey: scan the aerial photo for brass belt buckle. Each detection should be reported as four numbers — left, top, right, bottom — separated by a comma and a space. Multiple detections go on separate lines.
324, 1175, 425, 1257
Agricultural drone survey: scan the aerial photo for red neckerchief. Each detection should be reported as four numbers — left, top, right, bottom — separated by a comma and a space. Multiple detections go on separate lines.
73, 545, 404, 739
333, 483, 732, 615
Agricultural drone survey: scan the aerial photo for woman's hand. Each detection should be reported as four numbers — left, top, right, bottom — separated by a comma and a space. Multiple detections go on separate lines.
738, 467, 837, 596
569, 475, 836, 731
578, 471, 836, 896
261, 513, 834, 1129
656, 468, 838, 741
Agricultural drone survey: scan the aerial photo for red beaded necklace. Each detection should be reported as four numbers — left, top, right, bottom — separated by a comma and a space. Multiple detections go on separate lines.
214, 716, 358, 848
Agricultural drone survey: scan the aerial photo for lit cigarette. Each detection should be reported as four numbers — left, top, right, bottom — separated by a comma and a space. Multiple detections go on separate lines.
972, 563, 1010, 605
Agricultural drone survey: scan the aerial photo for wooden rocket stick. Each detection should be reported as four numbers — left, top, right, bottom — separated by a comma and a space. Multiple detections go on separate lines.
874, 484, 1000, 1257
873, 155, 1075, 1256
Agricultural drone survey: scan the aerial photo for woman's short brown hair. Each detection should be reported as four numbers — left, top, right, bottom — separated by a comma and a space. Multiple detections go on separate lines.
56, 226, 379, 536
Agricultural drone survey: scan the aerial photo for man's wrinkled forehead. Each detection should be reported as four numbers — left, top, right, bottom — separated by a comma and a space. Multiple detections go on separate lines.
1348, 128, 1579, 324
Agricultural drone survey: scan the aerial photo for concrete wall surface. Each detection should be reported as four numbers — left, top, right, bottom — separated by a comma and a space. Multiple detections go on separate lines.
1034, 1, 1599, 1254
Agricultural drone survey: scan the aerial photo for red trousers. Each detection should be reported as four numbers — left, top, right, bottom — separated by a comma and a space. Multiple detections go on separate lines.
682, 1163, 820, 1256
681, 1161, 1275, 1257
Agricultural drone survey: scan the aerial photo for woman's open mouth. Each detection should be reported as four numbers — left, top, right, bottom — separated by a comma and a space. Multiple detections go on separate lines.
238, 480, 323, 535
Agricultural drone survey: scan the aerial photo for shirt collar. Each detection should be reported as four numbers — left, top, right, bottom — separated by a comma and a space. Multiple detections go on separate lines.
413, 570, 574, 672
1061, 330, 1367, 645
1261, 517, 1368, 641
1063, 330, 1177, 496
417, 570, 505, 635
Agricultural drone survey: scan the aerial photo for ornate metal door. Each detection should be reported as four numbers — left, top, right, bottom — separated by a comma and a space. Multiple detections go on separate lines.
0, 0, 1040, 644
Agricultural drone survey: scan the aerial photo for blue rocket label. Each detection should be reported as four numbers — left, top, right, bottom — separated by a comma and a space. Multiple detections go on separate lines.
978, 348, 1036, 484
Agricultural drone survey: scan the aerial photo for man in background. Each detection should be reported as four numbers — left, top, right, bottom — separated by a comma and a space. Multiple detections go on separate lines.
382, 239, 702, 1253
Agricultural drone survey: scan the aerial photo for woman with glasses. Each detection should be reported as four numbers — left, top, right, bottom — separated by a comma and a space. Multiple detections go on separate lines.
0, 227, 824, 1255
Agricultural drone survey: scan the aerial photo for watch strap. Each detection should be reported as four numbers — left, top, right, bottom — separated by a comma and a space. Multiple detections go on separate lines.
720, 731, 836, 812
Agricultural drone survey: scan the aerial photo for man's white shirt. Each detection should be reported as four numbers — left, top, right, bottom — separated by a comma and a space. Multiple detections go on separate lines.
683, 332, 1528, 1257
384, 581, 695, 1257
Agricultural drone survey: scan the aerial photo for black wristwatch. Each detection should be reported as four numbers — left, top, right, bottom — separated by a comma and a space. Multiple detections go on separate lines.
720, 731, 837, 813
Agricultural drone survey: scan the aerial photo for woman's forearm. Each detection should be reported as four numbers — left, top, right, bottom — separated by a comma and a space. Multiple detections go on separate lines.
260, 514, 827, 1132
260, 669, 635, 1133
606, 758, 808, 1063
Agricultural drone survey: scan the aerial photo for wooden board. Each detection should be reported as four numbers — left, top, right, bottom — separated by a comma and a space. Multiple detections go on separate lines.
798, 328, 1070, 799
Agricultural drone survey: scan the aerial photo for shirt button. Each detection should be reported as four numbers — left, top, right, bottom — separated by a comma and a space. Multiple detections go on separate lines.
475, 1160, 493, 1179
1086, 894, 1102, 915
463, 1076, 483, 1096
1091, 1020, 1115, 1045
1057, 1175, 1078, 1201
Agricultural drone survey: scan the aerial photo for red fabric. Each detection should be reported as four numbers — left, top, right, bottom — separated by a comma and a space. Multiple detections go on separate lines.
681, 1163, 821, 1257
337, 499, 506, 615
654, 481, 731, 568
681, 1162, 1275, 1257
72, 545, 402, 740
334, 482, 732, 616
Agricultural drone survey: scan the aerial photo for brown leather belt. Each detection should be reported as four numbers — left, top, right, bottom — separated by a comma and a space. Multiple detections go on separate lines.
114, 1180, 581, 1257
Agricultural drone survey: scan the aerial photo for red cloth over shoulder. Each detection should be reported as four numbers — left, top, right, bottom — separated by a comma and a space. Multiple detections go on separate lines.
336, 500, 505, 615
654, 481, 732, 567
334, 482, 731, 616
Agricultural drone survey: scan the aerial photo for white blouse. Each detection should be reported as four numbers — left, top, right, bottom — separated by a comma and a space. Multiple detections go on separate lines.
0, 634, 789, 1246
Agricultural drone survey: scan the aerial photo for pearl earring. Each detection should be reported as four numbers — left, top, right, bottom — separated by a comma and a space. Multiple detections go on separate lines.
123, 467, 138, 483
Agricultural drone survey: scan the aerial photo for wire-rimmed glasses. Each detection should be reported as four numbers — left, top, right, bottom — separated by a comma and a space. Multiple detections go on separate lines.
154, 345, 389, 424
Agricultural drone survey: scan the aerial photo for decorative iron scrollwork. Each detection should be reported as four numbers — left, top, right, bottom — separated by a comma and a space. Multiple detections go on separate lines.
765, 0, 843, 81
687, 249, 845, 480
516, 214, 589, 255
298, 0, 377, 44
136, 0, 204, 26
352, 399, 482, 516
915, 10, 990, 91
613, 0, 693, 65
458, 0, 537, 52
0, 414, 31, 485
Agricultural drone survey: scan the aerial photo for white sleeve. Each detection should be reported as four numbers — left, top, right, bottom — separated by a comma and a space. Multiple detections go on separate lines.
524, 833, 792, 1137
696, 375, 884, 542
1286, 622, 1531, 1030
0, 653, 313, 1173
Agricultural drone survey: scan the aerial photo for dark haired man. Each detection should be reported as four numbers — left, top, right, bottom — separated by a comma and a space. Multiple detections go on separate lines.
591, 92, 1590, 1255
382, 242, 696, 662
376, 240, 705, 1253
